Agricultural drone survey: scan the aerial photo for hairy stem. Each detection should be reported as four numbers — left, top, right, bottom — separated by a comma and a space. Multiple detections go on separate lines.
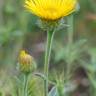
66, 15, 74, 81
68, 15, 74, 46
44, 30, 55, 96
23, 74, 28, 96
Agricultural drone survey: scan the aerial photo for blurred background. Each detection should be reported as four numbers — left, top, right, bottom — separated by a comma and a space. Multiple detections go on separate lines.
0, 0, 96, 96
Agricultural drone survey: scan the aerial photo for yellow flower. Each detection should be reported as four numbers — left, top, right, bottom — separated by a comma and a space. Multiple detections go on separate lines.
24, 0, 77, 20
19, 50, 36, 74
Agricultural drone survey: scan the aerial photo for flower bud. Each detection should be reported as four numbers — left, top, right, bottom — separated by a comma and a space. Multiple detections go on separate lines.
18, 50, 36, 74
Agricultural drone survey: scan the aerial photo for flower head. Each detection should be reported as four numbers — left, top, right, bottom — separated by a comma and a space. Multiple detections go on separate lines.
19, 50, 32, 65
25, 0, 77, 21
18, 50, 36, 74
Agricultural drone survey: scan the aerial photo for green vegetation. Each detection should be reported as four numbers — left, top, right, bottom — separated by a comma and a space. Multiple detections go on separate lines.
0, 0, 96, 96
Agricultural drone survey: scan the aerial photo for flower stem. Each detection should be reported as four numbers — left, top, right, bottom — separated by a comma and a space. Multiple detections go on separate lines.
66, 15, 74, 81
23, 74, 28, 96
68, 15, 74, 46
44, 30, 55, 96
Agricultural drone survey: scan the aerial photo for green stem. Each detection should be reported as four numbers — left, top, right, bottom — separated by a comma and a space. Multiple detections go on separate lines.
44, 30, 55, 96
68, 15, 74, 46
23, 74, 28, 96
66, 15, 74, 81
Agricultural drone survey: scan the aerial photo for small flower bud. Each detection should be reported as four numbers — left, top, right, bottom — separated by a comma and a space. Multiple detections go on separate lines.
18, 50, 36, 74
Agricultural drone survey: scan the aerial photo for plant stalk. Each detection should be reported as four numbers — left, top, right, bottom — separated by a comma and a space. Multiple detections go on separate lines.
44, 30, 55, 96
23, 74, 28, 96
66, 15, 74, 81
68, 15, 74, 46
